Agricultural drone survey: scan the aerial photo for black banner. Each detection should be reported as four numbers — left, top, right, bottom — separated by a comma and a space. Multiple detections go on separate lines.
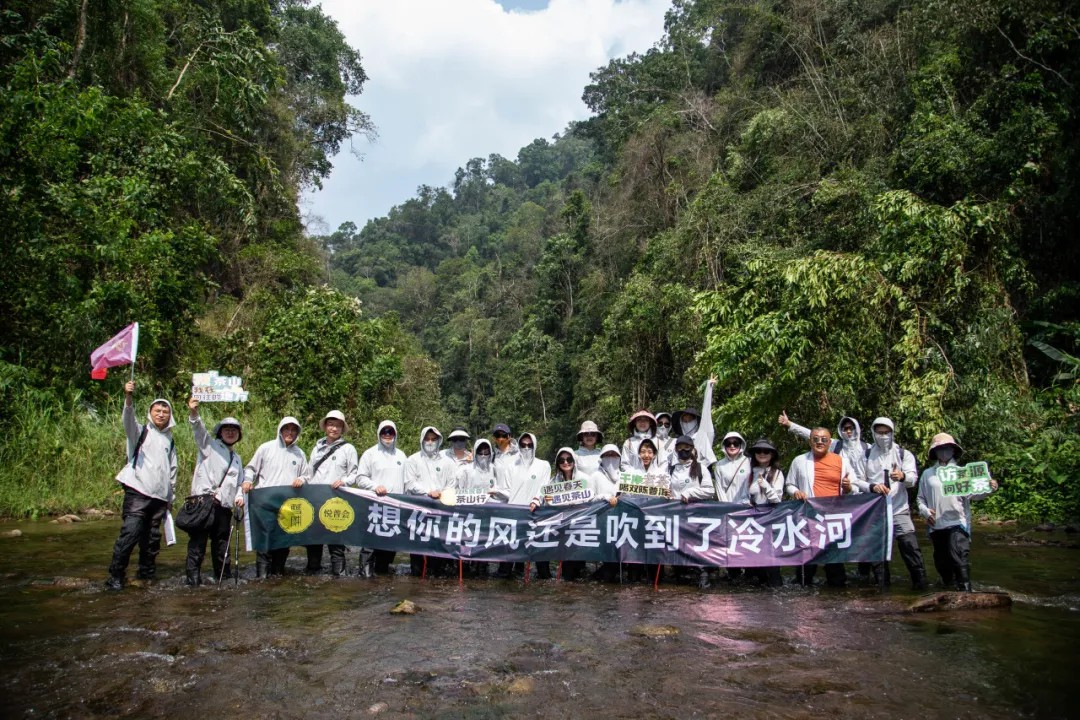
248, 486, 892, 567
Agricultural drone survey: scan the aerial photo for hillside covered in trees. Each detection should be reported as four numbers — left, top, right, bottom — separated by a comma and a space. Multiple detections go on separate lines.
2, 0, 1078, 521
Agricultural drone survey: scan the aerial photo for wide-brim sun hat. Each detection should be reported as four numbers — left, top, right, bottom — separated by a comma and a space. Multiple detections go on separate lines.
576, 420, 604, 443
447, 426, 470, 441
320, 409, 348, 434
748, 437, 777, 455
928, 433, 964, 462
626, 410, 657, 432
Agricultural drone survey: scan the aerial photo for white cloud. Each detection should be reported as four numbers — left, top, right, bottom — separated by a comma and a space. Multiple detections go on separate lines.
304, 0, 670, 232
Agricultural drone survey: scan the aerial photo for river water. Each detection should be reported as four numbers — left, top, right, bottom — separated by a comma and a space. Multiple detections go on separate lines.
0, 519, 1076, 719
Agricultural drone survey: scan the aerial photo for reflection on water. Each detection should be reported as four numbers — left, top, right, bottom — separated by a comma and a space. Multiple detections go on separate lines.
0, 519, 1075, 718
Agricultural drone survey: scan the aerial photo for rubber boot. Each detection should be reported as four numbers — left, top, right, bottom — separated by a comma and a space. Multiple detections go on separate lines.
256, 557, 269, 579
911, 569, 927, 591
360, 553, 375, 579
185, 570, 200, 587
331, 557, 346, 577
698, 569, 711, 589
105, 575, 124, 591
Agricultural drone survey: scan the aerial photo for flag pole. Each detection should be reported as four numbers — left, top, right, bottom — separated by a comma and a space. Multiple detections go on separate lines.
129, 322, 139, 382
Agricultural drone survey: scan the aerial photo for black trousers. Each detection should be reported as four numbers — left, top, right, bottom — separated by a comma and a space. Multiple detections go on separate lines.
930, 526, 971, 589
371, 549, 397, 575
257, 548, 290, 575
798, 563, 846, 587
305, 544, 346, 573
108, 488, 168, 580
185, 503, 233, 578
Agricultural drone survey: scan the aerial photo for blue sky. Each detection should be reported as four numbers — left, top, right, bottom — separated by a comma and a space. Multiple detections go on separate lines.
302, 0, 670, 235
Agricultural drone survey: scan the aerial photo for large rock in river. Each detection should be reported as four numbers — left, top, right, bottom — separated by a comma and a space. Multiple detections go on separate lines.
908, 591, 1012, 612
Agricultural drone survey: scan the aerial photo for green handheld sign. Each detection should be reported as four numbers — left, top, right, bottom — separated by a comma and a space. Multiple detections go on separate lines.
938, 462, 993, 497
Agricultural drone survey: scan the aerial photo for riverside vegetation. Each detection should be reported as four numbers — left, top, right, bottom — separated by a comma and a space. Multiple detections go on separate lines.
1, 0, 1078, 522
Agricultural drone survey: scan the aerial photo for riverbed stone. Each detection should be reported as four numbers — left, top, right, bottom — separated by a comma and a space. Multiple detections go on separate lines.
51, 515, 82, 524
506, 676, 534, 695
908, 591, 1012, 612
367, 702, 389, 714
630, 624, 680, 638
390, 599, 419, 614
1, 529, 22, 538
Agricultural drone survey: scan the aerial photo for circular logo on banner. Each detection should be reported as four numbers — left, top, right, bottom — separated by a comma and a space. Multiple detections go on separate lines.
277, 497, 315, 534
318, 497, 355, 532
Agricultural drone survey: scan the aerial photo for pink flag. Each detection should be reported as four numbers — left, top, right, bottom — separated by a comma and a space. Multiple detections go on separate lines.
90, 323, 139, 380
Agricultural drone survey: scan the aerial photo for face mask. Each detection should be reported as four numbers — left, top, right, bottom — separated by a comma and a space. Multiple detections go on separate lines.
520, 447, 535, 464
476, 454, 491, 471
601, 457, 620, 471
633, 428, 651, 439
423, 440, 439, 454
380, 437, 395, 449
681, 419, 698, 435
842, 426, 856, 440
656, 425, 670, 440
451, 440, 467, 451
875, 432, 893, 452
936, 447, 954, 463
677, 448, 693, 461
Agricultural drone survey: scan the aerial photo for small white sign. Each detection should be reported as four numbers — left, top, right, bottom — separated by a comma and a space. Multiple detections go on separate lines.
192, 371, 249, 402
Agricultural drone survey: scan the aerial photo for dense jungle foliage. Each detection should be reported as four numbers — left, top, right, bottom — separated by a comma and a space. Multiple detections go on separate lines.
1, 0, 1078, 520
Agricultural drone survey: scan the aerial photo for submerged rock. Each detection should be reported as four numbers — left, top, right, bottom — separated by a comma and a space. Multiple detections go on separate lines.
51, 515, 82, 524
367, 702, 389, 715
908, 592, 1012, 612
1, 529, 22, 538
390, 599, 419, 615
506, 676, 535, 695
630, 624, 680, 638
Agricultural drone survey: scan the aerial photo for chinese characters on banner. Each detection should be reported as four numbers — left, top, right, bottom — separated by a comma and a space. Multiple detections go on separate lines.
247, 485, 891, 567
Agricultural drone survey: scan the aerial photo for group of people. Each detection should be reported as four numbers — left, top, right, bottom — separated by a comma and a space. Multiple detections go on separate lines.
105, 378, 997, 593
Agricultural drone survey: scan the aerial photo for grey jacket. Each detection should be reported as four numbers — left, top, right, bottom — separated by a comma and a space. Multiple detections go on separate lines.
189, 414, 242, 508
307, 438, 359, 486
116, 399, 177, 503
405, 426, 455, 495
355, 420, 408, 493
243, 417, 309, 489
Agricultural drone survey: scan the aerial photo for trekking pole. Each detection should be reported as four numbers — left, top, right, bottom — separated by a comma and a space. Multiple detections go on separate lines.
233, 505, 243, 587
219, 514, 235, 587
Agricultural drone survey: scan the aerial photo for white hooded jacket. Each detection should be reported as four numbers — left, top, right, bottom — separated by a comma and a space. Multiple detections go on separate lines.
494, 433, 551, 506
710, 431, 751, 504
455, 439, 497, 494
189, 414, 242, 508
862, 417, 918, 518
405, 426, 454, 495
355, 420, 408, 493
117, 399, 177, 502
243, 417, 309, 489
536, 447, 594, 506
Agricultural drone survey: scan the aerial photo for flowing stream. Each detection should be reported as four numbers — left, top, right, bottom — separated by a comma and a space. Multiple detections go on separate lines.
0, 519, 1076, 718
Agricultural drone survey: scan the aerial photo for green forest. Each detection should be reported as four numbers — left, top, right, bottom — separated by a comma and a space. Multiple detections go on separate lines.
1, 0, 1078, 521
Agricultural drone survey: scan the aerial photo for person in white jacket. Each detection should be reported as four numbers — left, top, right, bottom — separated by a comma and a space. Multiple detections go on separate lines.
863, 417, 926, 589
574, 421, 604, 475
674, 376, 718, 468
536, 448, 593, 580
668, 435, 712, 588
404, 426, 453, 576
183, 397, 243, 586
355, 420, 407, 575
241, 416, 308, 577
747, 437, 785, 587
916, 433, 997, 591
493, 432, 551, 579
590, 444, 624, 582
780, 411, 869, 488
443, 427, 472, 468
652, 412, 676, 468
711, 431, 751, 504
621, 410, 657, 469
785, 427, 856, 587
305, 410, 358, 577
106, 380, 177, 591
454, 438, 498, 577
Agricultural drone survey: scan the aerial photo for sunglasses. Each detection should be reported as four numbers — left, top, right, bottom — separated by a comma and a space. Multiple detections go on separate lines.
493, 432, 509, 439
557, 457, 575, 465
723, 440, 743, 448
754, 449, 773, 455
379, 429, 395, 437
519, 442, 534, 449
657, 421, 671, 427
810, 437, 831, 445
